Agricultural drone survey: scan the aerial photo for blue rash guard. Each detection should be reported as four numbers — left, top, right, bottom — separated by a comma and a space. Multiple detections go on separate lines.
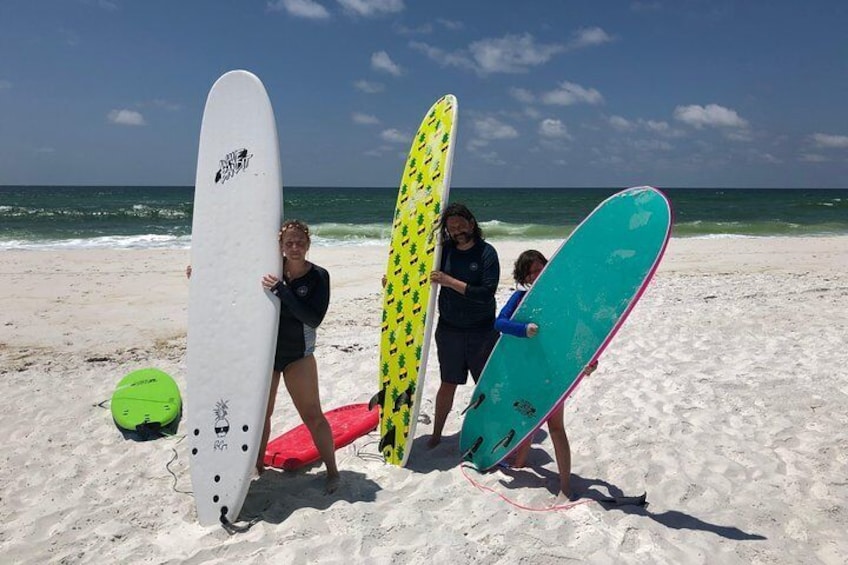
494, 289, 530, 338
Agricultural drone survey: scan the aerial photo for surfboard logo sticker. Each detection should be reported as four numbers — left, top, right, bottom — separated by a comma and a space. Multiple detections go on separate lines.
214, 148, 253, 184
513, 399, 536, 418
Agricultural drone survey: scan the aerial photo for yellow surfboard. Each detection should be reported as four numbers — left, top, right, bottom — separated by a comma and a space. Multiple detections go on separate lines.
373, 95, 457, 466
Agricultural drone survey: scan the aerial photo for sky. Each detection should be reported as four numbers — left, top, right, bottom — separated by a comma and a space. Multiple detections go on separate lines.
1, 0, 847, 188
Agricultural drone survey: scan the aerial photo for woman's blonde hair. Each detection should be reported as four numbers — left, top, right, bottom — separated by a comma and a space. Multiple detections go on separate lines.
278, 219, 311, 243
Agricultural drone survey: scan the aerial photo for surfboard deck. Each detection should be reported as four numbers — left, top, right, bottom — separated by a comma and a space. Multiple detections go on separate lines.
186, 70, 283, 526
374, 95, 457, 466
264, 403, 379, 470
460, 186, 672, 471
111, 367, 181, 433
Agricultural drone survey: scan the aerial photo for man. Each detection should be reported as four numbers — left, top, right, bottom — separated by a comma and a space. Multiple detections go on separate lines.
428, 203, 500, 448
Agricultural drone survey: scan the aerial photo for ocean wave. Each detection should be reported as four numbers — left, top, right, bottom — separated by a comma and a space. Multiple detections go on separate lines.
0, 234, 192, 251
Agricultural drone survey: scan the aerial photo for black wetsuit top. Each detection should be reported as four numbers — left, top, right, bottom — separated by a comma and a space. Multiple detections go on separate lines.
437, 239, 500, 331
270, 264, 330, 367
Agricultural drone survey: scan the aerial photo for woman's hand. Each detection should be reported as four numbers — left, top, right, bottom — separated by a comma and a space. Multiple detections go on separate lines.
526, 323, 539, 338
262, 274, 281, 290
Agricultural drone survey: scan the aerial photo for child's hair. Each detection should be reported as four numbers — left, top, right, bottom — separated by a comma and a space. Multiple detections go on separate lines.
513, 249, 548, 284
278, 219, 311, 243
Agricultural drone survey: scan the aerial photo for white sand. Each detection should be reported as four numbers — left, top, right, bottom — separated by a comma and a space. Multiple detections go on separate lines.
1, 236, 847, 564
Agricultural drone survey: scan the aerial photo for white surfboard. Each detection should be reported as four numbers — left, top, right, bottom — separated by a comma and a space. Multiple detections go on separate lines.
186, 70, 282, 526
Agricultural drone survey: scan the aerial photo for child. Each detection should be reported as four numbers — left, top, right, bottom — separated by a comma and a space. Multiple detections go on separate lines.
495, 249, 597, 498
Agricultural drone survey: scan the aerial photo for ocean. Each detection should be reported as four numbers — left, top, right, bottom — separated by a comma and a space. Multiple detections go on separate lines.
1, 185, 846, 250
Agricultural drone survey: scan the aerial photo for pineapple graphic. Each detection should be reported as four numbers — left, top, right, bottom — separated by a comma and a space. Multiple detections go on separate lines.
411, 289, 422, 315
388, 330, 398, 356
213, 399, 230, 437
398, 353, 408, 380
404, 320, 415, 347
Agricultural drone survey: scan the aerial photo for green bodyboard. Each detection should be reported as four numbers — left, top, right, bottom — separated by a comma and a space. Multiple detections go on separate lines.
111, 368, 182, 432
459, 186, 672, 471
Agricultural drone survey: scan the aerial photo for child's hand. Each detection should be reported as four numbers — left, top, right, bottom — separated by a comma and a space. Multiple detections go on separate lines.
526, 323, 539, 338
583, 360, 599, 376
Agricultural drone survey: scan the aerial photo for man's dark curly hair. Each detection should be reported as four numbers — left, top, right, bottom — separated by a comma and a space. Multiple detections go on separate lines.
438, 202, 483, 243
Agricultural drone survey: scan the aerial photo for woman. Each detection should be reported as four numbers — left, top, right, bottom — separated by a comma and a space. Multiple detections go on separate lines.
258, 219, 339, 493
495, 249, 597, 498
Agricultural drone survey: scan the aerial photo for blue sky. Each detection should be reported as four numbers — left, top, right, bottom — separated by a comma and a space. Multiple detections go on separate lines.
1, 1, 846, 188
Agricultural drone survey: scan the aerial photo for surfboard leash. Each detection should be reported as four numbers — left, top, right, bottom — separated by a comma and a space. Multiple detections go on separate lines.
459, 463, 593, 513
165, 444, 193, 496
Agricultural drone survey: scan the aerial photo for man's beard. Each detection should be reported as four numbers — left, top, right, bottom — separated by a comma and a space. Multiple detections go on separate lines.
452, 231, 472, 244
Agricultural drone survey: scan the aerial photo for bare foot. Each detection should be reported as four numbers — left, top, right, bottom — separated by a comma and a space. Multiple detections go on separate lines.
324, 473, 341, 494
426, 435, 441, 448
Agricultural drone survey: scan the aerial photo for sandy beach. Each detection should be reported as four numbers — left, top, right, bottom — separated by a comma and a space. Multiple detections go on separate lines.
1, 235, 847, 564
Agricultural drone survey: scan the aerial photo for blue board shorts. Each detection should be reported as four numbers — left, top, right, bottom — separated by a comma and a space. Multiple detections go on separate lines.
435, 325, 498, 385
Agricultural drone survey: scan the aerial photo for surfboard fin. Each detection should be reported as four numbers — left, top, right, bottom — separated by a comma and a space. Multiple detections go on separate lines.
597, 492, 648, 506
378, 426, 396, 453
393, 391, 411, 412
491, 429, 516, 452
460, 436, 483, 461
368, 390, 385, 411
460, 393, 485, 416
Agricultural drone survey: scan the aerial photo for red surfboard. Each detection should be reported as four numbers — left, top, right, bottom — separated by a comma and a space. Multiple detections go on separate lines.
264, 403, 379, 470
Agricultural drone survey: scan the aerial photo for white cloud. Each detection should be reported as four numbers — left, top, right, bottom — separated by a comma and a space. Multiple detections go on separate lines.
381, 128, 409, 143
608, 115, 683, 137
467, 144, 506, 165
474, 116, 519, 141
354, 79, 384, 93
509, 87, 536, 104
539, 118, 571, 139
107, 109, 146, 126
810, 133, 848, 149
608, 115, 634, 131
393, 22, 433, 35
81, 0, 118, 10
268, 0, 331, 19
338, 0, 404, 17
352, 112, 379, 125
643, 119, 675, 135
437, 18, 464, 31
674, 103, 748, 129
568, 27, 614, 49
542, 81, 604, 106
149, 99, 181, 111
469, 34, 564, 74
408, 41, 476, 72
371, 51, 403, 76
800, 153, 829, 163
412, 29, 610, 76
364, 145, 392, 157
628, 139, 673, 151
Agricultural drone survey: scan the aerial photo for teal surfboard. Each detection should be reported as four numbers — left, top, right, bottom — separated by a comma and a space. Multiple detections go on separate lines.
111, 368, 182, 434
459, 186, 672, 471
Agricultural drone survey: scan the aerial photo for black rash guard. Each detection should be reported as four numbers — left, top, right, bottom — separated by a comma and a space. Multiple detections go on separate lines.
437, 239, 500, 330
270, 264, 330, 366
